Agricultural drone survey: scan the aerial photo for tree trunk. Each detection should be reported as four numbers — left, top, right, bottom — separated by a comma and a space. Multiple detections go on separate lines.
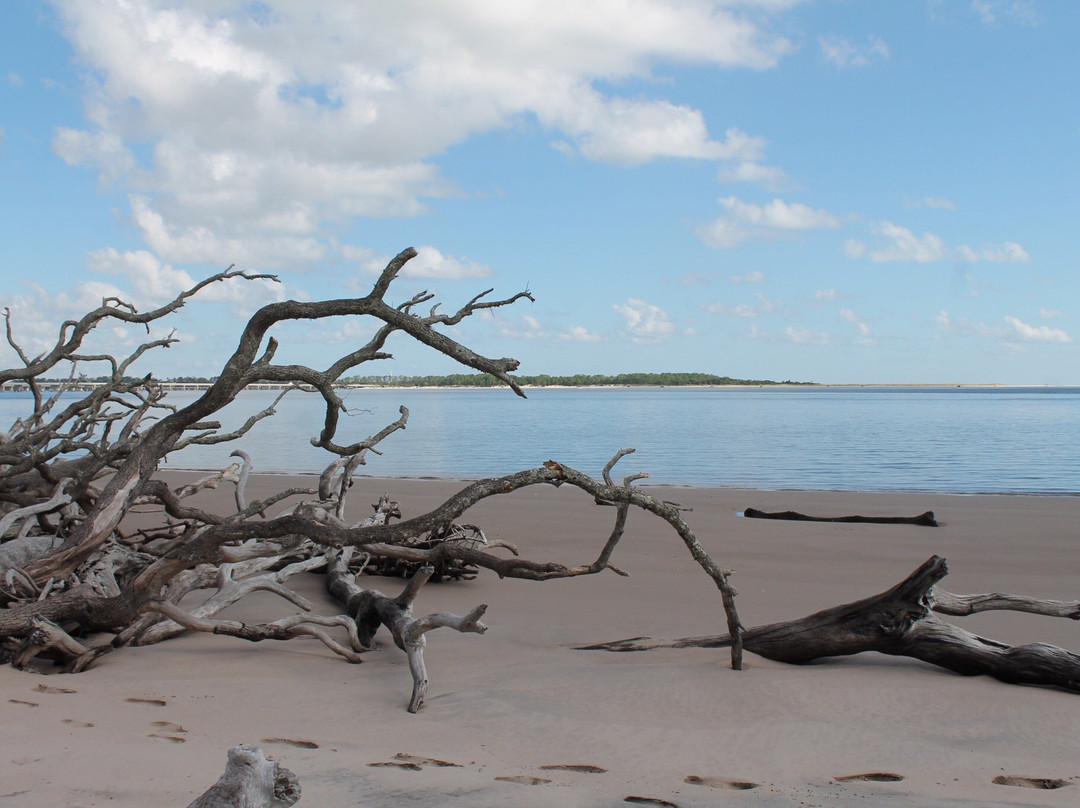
186, 745, 300, 808
584, 556, 1080, 692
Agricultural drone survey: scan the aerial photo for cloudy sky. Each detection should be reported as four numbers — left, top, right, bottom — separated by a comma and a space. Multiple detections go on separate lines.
1, 0, 1076, 384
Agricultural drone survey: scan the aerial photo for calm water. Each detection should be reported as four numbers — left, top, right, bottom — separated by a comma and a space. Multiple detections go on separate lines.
2, 387, 1077, 494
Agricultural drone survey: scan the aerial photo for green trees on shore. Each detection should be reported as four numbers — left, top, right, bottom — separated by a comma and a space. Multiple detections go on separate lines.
341, 372, 805, 387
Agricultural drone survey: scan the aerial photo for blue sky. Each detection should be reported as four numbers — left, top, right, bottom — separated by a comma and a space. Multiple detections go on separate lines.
1, 0, 1076, 384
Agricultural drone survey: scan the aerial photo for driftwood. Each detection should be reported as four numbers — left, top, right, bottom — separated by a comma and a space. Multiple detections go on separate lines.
583, 556, 1080, 692
326, 547, 488, 712
743, 507, 938, 527
187, 744, 300, 808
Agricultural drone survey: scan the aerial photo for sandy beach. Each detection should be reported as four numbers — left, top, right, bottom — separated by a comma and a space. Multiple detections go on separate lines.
3, 473, 1079, 807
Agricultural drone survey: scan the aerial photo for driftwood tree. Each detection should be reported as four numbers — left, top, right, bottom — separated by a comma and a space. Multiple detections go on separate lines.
0, 247, 743, 715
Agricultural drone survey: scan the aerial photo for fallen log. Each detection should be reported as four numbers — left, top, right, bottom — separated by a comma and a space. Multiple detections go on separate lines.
742, 507, 938, 526
580, 556, 1080, 692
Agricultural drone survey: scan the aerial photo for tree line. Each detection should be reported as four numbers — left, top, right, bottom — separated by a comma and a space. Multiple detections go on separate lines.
340, 372, 809, 387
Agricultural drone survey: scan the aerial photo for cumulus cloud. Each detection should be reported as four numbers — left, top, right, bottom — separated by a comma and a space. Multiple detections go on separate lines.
557, 325, 606, 343
1005, 316, 1072, 343
840, 307, 876, 345
613, 298, 675, 343
698, 196, 842, 248
783, 325, 831, 345
345, 245, 493, 281
497, 314, 548, 340
818, 34, 890, 68
935, 310, 1071, 345
50, 1, 795, 269
859, 221, 1030, 264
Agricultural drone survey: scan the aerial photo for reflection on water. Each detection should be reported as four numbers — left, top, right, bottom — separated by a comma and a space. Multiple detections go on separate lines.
2, 386, 1077, 493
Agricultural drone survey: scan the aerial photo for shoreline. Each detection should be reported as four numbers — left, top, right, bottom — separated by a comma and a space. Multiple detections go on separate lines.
4, 475, 1080, 807
162, 465, 1080, 498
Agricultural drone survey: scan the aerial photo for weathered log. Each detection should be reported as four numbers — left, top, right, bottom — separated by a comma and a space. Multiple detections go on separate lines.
582, 556, 1080, 692
187, 744, 300, 808
743, 507, 938, 526
11, 615, 90, 669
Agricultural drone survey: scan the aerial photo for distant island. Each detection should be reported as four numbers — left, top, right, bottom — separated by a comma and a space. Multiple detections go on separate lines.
6, 372, 809, 393
338, 372, 807, 387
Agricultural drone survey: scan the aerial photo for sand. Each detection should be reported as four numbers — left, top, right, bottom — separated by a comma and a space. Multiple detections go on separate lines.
3, 473, 1079, 807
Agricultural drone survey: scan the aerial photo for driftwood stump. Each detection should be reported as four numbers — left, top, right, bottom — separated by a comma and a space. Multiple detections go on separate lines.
187, 744, 300, 808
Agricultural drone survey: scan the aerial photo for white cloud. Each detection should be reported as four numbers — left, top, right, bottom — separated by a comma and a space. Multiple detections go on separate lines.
815, 288, 840, 301
840, 308, 875, 345
842, 239, 866, 258
818, 35, 890, 68
935, 310, 1071, 345
1005, 316, 1072, 343
346, 244, 493, 280
50, 1, 796, 269
862, 221, 1029, 264
903, 195, 956, 210
783, 326, 831, 345
557, 325, 606, 343
704, 291, 783, 317
867, 221, 949, 263
971, 0, 1041, 26
497, 314, 548, 340
955, 241, 1030, 263
730, 270, 765, 283
1040, 308, 1066, 319
698, 196, 842, 248
613, 298, 675, 343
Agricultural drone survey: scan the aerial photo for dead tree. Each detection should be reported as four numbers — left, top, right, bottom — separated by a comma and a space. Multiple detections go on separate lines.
187, 744, 300, 808
0, 248, 743, 710
582, 555, 1080, 693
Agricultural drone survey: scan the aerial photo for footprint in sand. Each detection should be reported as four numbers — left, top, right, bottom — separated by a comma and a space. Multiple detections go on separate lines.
539, 764, 607, 774
60, 719, 95, 728
624, 797, 678, 807
148, 720, 187, 743
683, 775, 758, 790
494, 775, 553, 785
992, 775, 1071, 790
834, 772, 904, 783
263, 738, 319, 750
8, 699, 39, 707
368, 761, 422, 771
393, 753, 460, 768
33, 684, 76, 695
124, 697, 167, 706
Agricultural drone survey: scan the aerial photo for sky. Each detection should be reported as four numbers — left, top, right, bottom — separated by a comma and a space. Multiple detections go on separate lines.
0, 0, 1076, 385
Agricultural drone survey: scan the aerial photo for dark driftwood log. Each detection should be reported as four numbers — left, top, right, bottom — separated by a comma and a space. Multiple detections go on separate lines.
583, 556, 1080, 692
187, 744, 299, 808
743, 508, 938, 526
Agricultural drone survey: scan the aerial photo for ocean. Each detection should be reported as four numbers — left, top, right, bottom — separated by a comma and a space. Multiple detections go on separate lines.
4, 386, 1075, 494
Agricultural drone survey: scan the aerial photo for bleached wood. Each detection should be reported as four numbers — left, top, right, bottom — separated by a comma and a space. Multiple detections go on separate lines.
187, 744, 299, 808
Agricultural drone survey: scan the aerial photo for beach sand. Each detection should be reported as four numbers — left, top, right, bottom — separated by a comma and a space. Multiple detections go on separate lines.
3, 473, 1079, 807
